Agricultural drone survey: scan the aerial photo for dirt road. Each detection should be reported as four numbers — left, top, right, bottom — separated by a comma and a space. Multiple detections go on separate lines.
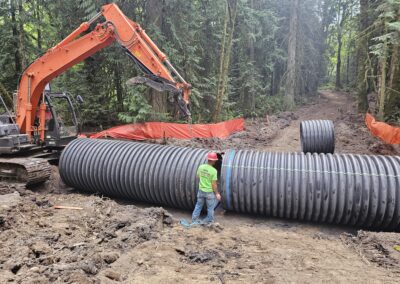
267, 90, 398, 155
1, 90, 399, 283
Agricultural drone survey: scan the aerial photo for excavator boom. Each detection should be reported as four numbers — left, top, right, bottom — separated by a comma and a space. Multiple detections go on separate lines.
15, 3, 191, 142
0, 3, 191, 186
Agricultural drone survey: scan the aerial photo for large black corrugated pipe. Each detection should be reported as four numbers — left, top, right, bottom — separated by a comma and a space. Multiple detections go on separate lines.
300, 120, 335, 154
59, 138, 208, 210
221, 150, 400, 230
60, 139, 400, 230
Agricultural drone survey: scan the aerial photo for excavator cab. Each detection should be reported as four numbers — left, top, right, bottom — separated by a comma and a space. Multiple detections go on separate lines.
34, 92, 79, 149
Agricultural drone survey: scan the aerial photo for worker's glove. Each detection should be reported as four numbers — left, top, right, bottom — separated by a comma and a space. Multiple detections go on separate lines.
215, 193, 222, 201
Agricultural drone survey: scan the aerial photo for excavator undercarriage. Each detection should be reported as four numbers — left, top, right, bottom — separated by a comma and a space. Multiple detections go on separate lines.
0, 90, 77, 186
0, 158, 51, 186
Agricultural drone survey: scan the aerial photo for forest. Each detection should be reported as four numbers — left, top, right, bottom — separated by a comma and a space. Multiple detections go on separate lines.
0, 0, 399, 128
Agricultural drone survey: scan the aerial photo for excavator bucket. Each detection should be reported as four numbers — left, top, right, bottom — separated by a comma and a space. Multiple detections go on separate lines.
126, 76, 180, 93
126, 76, 191, 118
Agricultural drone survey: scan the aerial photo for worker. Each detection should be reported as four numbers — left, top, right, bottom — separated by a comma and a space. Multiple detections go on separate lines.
191, 152, 221, 224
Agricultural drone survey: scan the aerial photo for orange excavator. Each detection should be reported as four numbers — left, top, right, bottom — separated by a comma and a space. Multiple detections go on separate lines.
0, 3, 191, 185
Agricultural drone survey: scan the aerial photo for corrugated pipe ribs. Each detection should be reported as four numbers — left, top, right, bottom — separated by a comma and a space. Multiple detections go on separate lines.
60, 138, 400, 231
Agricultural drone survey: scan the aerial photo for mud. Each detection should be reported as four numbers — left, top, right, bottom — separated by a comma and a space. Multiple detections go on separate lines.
0, 187, 171, 283
342, 231, 400, 271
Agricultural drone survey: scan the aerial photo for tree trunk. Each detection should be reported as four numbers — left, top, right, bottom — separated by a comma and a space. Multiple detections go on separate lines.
212, 2, 229, 122
335, 0, 344, 90
145, 0, 168, 120
114, 67, 124, 112
270, 71, 274, 96
285, 0, 299, 108
212, 0, 238, 122
336, 32, 342, 89
35, 0, 42, 51
245, 0, 255, 115
377, 23, 388, 120
345, 28, 352, 86
10, 0, 22, 76
388, 47, 399, 90
384, 44, 399, 117
18, 0, 26, 69
356, 0, 369, 112
384, 8, 400, 118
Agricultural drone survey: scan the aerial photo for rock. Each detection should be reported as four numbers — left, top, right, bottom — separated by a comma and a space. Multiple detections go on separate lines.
236, 264, 245, 270
0, 191, 21, 212
105, 270, 121, 281
65, 271, 95, 284
81, 254, 103, 275
207, 222, 223, 233
35, 197, 52, 208
29, 266, 40, 273
175, 247, 186, 255
49, 233, 61, 242
187, 250, 219, 263
10, 262, 22, 274
81, 261, 99, 275
103, 252, 119, 264
249, 264, 255, 269
163, 212, 173, 226
53, 263, 78, 272
278, 119, 290, 129
31, 241, 52, 257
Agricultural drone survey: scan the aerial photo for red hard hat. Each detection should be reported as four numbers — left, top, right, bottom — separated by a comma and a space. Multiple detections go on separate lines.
207, 152, 218, 161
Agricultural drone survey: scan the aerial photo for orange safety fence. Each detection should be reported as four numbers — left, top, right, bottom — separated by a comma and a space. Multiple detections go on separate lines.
90, 118, 245, 140
365, 113, 400, 144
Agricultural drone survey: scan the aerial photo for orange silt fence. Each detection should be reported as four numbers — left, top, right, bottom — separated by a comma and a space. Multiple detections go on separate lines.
90, 118, 245, 140
365, 113, 400, 144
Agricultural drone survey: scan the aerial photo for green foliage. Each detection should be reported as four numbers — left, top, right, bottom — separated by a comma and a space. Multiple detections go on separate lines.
118, 88, 152, 123
256, 95, 287, 116
0, 0, 337, 128
324, 0, 358, 87
370, 0, 400, 57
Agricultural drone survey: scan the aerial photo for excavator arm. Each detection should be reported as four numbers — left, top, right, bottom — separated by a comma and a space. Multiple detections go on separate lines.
15, 3, 191, 142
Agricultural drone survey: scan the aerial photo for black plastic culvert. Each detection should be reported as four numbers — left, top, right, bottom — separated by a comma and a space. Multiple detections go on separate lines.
59, 138, 208, 210
221, 149, 400, 230
60, 138, 400, 231
300, 120, 335, 154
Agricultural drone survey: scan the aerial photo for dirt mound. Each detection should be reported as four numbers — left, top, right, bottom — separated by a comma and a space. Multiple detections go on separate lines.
151, 115, 292, 151
330, 98, 399, 156
0, 189, 172, 283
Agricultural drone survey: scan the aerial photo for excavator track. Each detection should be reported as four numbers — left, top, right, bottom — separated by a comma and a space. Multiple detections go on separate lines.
0, 158, 51, 186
